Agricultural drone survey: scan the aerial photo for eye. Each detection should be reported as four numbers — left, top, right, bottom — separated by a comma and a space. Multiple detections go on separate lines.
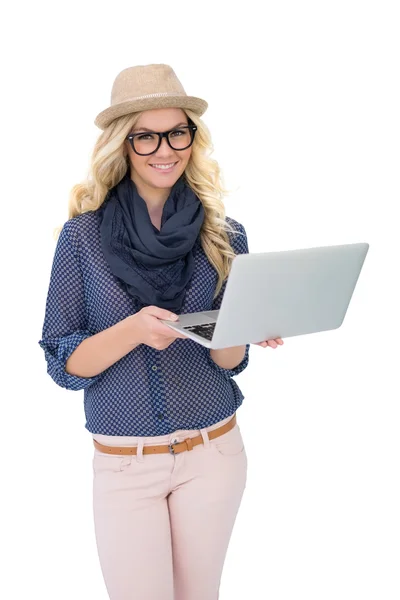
136, 133, 157, 141
170, 129, 186, 137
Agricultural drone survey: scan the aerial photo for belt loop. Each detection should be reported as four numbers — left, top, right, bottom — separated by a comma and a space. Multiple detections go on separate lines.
136, 438, 144, 462
200, 428, 210, 449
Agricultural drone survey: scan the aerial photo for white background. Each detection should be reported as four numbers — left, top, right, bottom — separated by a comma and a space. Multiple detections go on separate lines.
2, 1, 399, 598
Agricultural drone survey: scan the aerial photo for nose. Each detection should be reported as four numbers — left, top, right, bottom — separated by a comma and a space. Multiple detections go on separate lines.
154, 135, 175, 158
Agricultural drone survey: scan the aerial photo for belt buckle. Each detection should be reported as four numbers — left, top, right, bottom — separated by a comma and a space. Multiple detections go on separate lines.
169, 438, 178, 454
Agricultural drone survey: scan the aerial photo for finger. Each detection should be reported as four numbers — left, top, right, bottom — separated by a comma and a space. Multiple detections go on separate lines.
276, 338, 284, 345
145, 306, 179, 321
175, 331, 189, 339
267, 340, 278, 349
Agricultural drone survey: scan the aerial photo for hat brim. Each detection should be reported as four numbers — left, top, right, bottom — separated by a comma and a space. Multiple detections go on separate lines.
94, 95, 208, 129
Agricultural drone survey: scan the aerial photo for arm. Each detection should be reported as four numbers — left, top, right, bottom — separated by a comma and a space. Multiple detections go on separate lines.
210, 344, 247, 370
65, 318, 139, 378
207, 220, 250, 375
38, 222, 137, 389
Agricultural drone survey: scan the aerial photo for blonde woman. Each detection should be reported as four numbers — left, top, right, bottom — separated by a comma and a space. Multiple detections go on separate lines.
38, 64, 283, 600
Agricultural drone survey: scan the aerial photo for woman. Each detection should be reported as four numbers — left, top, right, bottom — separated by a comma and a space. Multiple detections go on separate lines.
39, 64, 283, 600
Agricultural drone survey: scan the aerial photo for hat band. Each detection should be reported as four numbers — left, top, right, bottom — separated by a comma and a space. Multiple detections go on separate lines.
124, 91, 185, 102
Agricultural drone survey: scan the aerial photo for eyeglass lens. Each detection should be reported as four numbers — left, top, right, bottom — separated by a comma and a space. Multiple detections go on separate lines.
133, 128, 193, 155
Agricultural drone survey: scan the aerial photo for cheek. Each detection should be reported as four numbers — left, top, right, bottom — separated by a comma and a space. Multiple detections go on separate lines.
180, 148, 192, 168
129, 154, 147, 172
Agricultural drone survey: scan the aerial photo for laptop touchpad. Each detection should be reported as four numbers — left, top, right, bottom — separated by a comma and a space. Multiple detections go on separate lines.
179, 312, 218, 326
202, 311, 219, 321
188, 313, 217, 325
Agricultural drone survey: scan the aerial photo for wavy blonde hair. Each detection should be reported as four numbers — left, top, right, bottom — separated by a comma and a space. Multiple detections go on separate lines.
56, 108, 241, 298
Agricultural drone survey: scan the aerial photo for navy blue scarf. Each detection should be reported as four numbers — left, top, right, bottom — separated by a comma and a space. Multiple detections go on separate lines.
97, 173, 205, 312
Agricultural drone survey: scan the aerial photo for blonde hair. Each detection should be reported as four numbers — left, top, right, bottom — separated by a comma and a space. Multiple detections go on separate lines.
57, 109, 240, 298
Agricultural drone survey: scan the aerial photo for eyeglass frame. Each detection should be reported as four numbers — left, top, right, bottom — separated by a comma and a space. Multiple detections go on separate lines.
125, 122, 198, 156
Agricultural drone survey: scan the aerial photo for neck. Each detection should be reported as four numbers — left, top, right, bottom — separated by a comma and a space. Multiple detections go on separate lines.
130, 172, 170, 212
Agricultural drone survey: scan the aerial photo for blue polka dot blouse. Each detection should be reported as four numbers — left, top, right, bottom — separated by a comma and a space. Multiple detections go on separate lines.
38, 211, 250, 436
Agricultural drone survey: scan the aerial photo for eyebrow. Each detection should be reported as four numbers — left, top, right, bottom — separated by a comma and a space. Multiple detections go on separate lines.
132, 122, 188, 133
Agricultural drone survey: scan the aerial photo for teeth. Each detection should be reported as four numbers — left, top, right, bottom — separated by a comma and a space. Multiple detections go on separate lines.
151, 163, 175, 169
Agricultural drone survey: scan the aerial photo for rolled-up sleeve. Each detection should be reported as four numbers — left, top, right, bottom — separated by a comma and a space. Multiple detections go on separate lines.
207, 220, 250, 378
38, 222, 100, 390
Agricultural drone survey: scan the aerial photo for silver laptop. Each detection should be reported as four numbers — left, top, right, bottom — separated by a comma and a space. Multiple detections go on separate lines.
161, 242, 369, 349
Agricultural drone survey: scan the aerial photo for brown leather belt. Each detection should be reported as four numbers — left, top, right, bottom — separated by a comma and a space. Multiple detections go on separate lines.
93, 414, 237, 456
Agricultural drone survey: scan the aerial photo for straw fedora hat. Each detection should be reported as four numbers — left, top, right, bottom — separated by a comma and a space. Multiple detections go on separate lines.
94, 64, 208, 129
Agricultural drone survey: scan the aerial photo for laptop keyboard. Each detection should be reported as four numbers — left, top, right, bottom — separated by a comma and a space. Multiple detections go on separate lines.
183, 322, 216, 341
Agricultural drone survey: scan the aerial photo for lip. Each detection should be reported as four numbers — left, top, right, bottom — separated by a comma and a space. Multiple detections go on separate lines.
149, 161, 178, 174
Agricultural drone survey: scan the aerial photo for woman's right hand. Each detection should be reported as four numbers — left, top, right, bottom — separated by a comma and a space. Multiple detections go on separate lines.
125, 306, 189, 350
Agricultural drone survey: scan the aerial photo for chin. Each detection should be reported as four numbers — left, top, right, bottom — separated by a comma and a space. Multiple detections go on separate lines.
148, 170, 184, 187
149, 176, 180, 189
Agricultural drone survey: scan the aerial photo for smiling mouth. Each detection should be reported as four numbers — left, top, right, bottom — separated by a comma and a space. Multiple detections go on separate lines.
149, 162, 178, 170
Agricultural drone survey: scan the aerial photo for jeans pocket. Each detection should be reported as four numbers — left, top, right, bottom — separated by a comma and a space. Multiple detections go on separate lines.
213, 425, 245, 456
92, 451, 132, 475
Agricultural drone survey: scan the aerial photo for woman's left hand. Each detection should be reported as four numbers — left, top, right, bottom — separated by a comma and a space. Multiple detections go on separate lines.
253, 338, 284, 349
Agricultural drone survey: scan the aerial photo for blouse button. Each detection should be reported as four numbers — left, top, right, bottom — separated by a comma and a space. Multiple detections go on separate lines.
152, 365, 158, 371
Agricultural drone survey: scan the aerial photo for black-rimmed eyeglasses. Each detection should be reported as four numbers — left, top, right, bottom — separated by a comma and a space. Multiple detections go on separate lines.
126, 124, 197, 156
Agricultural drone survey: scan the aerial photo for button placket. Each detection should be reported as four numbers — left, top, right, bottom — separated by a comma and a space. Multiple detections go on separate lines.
150, 360, 160, 409
149, 351, 171, 433
155, 369, 165, 419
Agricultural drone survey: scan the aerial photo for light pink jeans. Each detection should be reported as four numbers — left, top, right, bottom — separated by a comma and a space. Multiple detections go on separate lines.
92, 413, 247, 600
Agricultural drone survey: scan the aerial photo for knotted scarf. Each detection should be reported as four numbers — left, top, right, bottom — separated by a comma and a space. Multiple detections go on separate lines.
97, 173, 205, 312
